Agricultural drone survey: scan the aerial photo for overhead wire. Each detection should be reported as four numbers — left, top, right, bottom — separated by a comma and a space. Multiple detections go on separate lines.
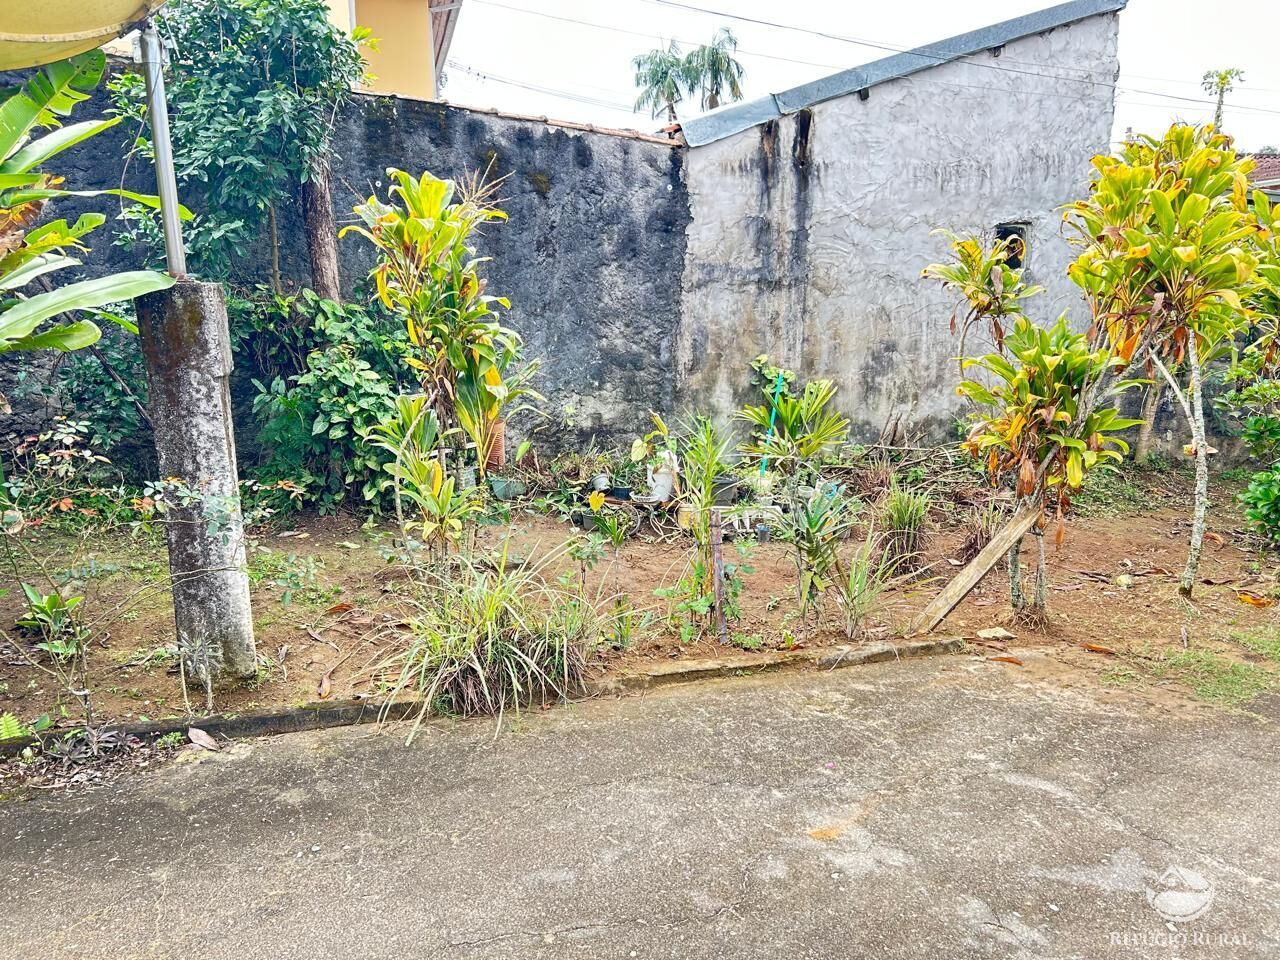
450, 0, 1280, 126
633, 0, 1280, 118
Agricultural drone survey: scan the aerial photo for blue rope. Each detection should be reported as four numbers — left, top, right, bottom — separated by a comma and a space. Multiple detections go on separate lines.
760, 371, 785, 476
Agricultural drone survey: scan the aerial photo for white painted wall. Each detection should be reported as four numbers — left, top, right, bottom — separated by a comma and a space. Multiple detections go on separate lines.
676, 13, 1121, 440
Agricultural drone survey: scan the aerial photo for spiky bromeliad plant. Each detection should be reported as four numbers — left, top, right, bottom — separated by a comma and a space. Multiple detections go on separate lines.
0, 53, 178, 364
738, 377, 850, 472
959, 314, 1141, 614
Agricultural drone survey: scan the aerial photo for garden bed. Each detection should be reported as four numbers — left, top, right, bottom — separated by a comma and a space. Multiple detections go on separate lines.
1, 465, 1276, 734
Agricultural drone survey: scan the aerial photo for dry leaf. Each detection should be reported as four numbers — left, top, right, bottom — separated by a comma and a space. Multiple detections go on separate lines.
325, 601, 354, 615
1204, 531, 1225, 547
317, 674, 332, 699
1237, 592, 1275, 608
988, 655, 1024, 666
1082, 643, 1117, 656
305, 627, 338, 651
187, 727, 220, 751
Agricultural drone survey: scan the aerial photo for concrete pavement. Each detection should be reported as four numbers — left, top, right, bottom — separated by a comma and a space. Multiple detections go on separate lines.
2, 653, 1277, 959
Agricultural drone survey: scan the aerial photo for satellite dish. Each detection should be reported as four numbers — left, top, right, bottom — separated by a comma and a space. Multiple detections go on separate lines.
0, 2, 167, 70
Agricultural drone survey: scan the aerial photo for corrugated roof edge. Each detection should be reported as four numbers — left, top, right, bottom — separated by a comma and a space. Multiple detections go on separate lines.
358, 91, 683, 147
681, 0, 1128, 147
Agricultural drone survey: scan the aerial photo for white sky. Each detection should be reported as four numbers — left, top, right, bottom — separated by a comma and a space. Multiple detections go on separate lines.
442, 0, 1279, 152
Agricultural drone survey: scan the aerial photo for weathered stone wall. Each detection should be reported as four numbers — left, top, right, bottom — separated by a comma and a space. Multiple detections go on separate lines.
6, 14, 1139, 456
676, 13, 1122, 441
319, 99, 689, 442
2, 81, 689, 448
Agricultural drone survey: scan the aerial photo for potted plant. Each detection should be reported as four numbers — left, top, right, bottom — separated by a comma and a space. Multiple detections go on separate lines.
486, 442, 532, 504
630, 412, 680, 502
610, 456, 643, 500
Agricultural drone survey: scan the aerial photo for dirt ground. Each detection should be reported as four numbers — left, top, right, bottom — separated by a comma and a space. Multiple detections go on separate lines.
0, 465, 1276, 730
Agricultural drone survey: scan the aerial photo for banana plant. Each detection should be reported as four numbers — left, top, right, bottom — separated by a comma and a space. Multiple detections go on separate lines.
1, 52, 184, 356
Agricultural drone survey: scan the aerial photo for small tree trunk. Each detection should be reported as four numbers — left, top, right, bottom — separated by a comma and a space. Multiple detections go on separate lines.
267, 200, 282, 295
1032, 533, 1049, 613
302, 153, 342, 302
1179, 336, 1210, 598
1007, 537, 1025, 612
137, 281, 257, 683
1136, 381, 1165, 461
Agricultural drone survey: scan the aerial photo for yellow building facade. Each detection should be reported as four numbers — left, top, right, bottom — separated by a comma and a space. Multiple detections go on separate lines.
327, 0, 461, 101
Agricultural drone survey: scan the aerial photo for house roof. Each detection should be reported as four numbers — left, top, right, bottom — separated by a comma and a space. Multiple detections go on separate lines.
1249, 153, 1280, 187
680, 0, 1129, 147
430, 0, 463, 81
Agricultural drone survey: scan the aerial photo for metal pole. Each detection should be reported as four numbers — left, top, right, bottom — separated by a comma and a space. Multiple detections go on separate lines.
139, 19, 187, 278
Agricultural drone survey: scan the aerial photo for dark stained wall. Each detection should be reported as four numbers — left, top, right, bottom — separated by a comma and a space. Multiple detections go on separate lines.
321, 97, 689, 442
3, 81, 690, 448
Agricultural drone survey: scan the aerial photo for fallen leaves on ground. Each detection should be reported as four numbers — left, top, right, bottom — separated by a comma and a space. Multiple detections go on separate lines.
187, 727, 219, 751
1236, 592, 1275, 608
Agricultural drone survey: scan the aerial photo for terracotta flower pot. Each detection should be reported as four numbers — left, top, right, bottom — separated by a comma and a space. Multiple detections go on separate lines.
485, 419, 507, 471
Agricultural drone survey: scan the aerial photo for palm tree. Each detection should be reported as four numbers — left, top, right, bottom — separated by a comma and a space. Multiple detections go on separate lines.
1201, 67, 1245, 131
685, 28, 745, 111
633, 41, 686, 123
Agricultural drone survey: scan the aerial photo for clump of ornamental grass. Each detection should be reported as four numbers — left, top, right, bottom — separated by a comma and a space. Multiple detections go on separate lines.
883, 480, 931, 568
956, 499, 1004, 564
835, 531, 909, 639
371, 542, 600, 742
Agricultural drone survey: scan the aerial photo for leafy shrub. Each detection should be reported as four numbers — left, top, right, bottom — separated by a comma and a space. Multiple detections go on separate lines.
233, 289, 415, 513
228, 287, 411, 386
252, 346, 397, 512
1240, 467, 1280, 543
52, 329, 153, 469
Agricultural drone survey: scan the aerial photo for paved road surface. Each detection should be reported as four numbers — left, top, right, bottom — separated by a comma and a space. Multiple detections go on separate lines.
3, 653, 1277, 958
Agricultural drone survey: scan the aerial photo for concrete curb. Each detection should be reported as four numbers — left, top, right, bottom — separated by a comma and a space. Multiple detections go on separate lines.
0, 637, 965, 756
584, 637, 966, 695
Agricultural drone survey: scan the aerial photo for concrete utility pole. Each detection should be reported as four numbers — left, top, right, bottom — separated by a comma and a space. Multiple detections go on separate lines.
137, 20, 257, 681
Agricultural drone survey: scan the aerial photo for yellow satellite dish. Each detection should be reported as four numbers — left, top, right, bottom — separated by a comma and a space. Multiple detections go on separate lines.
0, 2, 167, 70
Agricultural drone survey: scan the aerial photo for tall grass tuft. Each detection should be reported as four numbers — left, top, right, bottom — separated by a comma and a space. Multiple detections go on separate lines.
883, 480, 930, 568
372, 543, 600, 742
836, 531, 907, 639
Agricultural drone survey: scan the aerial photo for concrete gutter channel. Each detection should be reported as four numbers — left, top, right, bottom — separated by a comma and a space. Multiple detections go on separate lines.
0, 637, 963, 757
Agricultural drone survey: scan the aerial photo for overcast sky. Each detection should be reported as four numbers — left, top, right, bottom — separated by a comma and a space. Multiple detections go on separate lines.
441, 0, 1279, 152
